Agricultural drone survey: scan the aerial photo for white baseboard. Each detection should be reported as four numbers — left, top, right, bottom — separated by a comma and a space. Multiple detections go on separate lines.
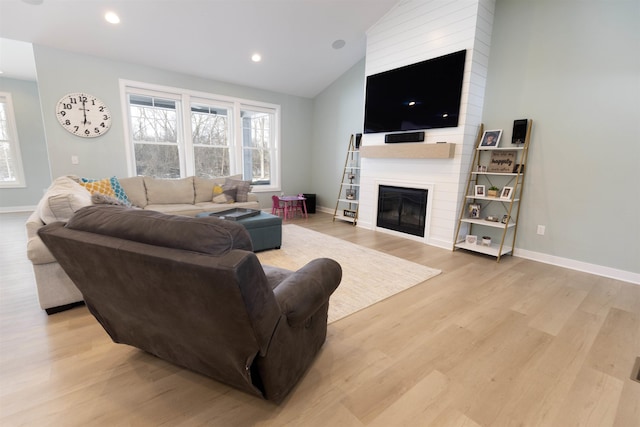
514, 248, 640, 285
0, 205, 36, 213
307, 205, 640, 285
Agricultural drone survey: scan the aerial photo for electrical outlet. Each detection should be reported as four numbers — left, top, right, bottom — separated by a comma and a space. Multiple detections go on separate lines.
537, 225, 546, 235
71, 155, 79, 165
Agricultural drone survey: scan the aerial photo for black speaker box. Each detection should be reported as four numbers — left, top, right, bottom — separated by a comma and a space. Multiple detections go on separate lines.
512, 119, 528, 144
385, 131, 425, 144
355, 133, 362, 149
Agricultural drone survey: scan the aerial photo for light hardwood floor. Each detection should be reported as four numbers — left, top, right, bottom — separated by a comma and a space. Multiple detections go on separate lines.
1, 211, 638, 426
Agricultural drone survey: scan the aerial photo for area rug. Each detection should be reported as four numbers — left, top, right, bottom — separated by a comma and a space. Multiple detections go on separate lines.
256, 225, 441, 323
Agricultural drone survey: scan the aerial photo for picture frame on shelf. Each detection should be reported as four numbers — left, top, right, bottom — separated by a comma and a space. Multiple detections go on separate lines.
474, 185, 485, 197
468, 203, 481, 218
465, 235, 478, 245
479, 129, 502, 148
500, 186, 513, 199
476, 165, 487, 173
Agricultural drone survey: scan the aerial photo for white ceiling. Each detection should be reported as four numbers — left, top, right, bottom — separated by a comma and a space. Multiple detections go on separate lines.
0, 0, 399, 98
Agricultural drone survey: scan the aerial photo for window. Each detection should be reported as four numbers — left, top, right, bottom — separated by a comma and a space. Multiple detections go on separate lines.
0, 93, 26, 188
241, 108, 273, 185
122, 81, 280, 191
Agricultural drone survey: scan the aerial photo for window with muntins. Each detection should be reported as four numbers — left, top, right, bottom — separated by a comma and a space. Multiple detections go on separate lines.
0, 93, 26, 188
122, 81, 280, 191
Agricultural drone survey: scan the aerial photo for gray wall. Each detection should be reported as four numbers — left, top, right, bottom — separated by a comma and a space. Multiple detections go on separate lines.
310, 58, 366, 210
32, 45, 314, 208
0, 77, 51, 209
482, 0, 639, 274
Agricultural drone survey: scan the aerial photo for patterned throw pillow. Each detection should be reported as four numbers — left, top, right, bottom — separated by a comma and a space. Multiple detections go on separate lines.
81, 176, 131, 206
224, 178, 252, 202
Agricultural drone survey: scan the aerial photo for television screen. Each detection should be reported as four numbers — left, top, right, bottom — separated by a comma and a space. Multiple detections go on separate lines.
363, 49, 466, 134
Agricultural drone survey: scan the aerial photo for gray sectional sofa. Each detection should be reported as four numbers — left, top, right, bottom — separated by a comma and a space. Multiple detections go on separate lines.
26, 174, 260, 313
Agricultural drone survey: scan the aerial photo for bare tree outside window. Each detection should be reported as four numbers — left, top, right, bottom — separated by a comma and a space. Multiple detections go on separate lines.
242, 109, 272, 185
191, 104, 230, 178
124, 83, 280, 190
129, 95, 180, 178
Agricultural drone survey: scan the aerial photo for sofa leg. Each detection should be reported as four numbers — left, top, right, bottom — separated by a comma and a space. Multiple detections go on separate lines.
45, 301, 85, 315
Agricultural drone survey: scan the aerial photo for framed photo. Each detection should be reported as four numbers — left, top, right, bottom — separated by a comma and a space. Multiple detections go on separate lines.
465, 235, 478, 245
474, 185, 485, 197
500, 186, 513, 199
468, 203, 481, 218
476, 165, 487, 173
479, 129, 502, 148
487, 150, 517, 173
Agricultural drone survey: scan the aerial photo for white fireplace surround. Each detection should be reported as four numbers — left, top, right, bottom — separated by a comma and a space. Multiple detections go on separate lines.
372, 179, 435, 245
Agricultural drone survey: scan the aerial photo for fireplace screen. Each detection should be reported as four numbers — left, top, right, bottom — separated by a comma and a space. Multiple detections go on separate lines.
377, 185, 427, 237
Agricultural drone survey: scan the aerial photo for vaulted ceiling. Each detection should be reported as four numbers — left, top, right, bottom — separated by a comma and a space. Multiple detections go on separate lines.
0, 0, 398, 98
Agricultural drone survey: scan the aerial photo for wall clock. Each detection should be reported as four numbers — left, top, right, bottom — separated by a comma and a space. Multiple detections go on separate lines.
56, 92, 112, 138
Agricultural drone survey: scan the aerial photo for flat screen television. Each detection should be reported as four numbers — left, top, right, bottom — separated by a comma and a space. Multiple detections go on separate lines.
363, 49, 466, 134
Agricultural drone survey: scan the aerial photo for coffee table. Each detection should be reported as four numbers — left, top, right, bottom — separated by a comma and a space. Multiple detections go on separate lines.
197, 210, 282, 252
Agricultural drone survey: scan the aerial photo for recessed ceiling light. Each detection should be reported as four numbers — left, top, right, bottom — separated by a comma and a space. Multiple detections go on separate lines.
332, 39, 346, 50
105, 11, 120, 24
251, 53, 262, 62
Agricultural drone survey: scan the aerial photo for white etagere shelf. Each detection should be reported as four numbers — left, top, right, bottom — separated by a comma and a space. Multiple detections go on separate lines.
452, 120, 533, 262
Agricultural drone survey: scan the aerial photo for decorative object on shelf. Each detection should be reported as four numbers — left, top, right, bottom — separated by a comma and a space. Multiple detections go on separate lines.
479, 129, 502, 147
474, 185, 485, 197
501, 214, 510, 224
487, 150, 517, 173
487, 186, 500, 197
346, 189, 356, 200
482, 236, 492, 246
500, 186, 513, 199
512, 119, 528, 144
56, 92, 112, 138
468, 203, 481, 218
513, 163, 525, 173
485, 216, 499, 222
343, 209, 357, 218
465, 235, 478, 245
476, 165, 487, 172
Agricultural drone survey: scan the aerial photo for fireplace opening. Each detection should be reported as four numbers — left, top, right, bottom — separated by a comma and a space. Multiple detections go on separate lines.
377, 185, 427, 237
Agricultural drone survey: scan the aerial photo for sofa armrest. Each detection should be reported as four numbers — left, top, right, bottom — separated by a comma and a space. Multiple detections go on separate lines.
25, 211, 58, 264
272, 258, 341, 326
247, 192, 258, 203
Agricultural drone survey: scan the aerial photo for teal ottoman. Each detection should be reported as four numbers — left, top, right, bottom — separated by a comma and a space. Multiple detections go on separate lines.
197, 211, 282, 252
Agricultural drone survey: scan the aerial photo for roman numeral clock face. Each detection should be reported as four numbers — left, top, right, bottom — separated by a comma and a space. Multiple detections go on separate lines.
56, 93, 112, 138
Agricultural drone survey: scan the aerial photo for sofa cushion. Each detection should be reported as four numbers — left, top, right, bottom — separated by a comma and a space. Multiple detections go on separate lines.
213, 193, 235, 203
144, 176, 194, 204
36, 176, 93, 224
66, 205, 253, 254
91, 193, 129, 206
118, 176, 148, 208
80, 176, 132, 206
194, 174, 242, 203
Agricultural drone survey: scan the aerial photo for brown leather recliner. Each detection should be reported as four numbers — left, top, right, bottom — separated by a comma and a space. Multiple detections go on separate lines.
38, 205, 341, 403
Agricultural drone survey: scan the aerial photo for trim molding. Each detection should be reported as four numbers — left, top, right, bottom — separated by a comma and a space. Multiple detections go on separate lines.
318, 204, 639, 285
0, 205, 36, 213
514, 248, 640, 285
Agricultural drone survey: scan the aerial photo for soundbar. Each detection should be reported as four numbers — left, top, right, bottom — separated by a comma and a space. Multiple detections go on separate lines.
384, 131, 425, 143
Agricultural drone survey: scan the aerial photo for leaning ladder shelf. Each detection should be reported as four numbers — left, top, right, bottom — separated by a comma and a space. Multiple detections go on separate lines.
452, 120, 533, 262
333, 134, 360, 226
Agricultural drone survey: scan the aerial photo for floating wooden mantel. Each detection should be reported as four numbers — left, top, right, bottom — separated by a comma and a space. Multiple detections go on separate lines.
359, 143, 455, 159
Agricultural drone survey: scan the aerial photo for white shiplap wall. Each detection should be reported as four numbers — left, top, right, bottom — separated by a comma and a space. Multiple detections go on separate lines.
359, 0, 495, 249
